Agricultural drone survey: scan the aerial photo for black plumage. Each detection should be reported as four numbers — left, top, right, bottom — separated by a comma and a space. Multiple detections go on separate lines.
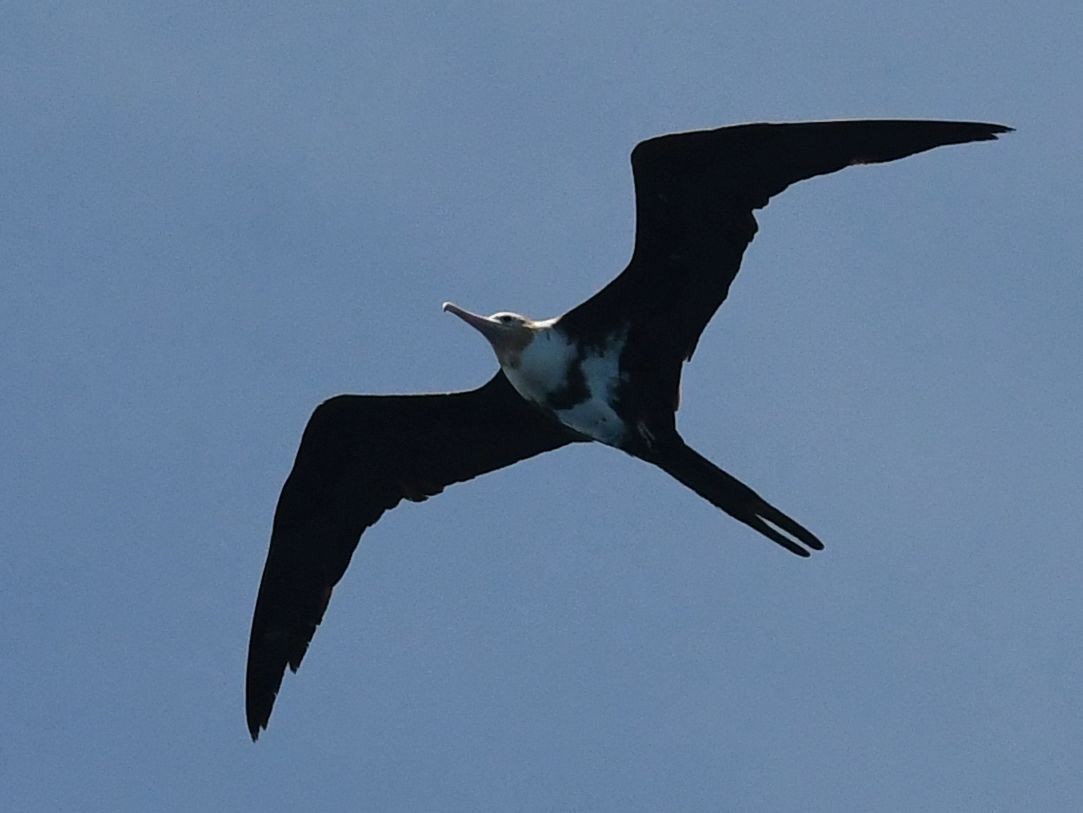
247, 119, 1010, 740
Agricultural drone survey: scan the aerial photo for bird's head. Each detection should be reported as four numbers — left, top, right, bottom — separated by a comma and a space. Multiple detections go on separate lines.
442, 302, 540, 368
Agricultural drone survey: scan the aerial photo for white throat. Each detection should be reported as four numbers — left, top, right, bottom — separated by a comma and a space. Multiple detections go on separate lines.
499, 321, 572, 403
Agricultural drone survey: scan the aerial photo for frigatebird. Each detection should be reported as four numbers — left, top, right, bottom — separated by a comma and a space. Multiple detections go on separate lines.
246, 119, 1010, 739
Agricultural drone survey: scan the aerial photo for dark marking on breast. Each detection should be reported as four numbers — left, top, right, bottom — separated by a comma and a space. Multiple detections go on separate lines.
544, 352, 590, 410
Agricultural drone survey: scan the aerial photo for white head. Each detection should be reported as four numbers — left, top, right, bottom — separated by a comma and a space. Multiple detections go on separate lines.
442, 302, 539, 367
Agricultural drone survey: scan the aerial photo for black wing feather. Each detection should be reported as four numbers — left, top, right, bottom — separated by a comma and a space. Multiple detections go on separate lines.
245, 372, 578, 739
561, 120, 1011, 394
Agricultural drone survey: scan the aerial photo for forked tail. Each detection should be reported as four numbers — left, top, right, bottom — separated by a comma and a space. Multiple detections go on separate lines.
652, 440, 824, 557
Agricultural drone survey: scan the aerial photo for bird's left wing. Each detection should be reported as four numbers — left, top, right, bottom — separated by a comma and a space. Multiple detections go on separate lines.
246, 371, 578, 739
561, 120, 1011, 381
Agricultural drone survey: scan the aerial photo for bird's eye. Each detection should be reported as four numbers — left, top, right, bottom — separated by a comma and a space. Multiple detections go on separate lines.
498, 315, 513, 324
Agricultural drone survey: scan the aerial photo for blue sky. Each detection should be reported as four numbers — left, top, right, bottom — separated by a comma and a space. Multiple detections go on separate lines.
3, 3, 1081, 810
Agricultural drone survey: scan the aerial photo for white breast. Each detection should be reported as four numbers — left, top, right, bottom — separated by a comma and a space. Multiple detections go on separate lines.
503, 326, 628, 446
503, 326, 575, 398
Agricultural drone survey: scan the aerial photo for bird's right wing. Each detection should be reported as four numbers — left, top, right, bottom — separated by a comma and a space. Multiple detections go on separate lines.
246, 371, 578, 740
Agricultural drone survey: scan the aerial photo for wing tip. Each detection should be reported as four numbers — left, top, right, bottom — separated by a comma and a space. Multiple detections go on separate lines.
245, 636, 312, 742
246, 688, 272, 741
965, 121, 1014, 139
245, 679, 276, 741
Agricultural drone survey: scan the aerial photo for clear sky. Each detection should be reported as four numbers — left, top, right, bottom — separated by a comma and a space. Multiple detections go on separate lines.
3, 3, 1080, 811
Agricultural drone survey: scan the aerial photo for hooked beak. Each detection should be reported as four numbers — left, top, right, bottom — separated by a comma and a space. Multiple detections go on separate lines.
442, 302, 505, 343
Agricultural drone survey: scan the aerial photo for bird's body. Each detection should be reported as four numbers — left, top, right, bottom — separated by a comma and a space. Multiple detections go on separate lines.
246, 118, 1012, 740
500, 318, 629, 446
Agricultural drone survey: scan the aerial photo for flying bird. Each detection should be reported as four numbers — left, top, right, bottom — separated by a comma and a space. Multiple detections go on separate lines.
246, 119, 1011, 739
